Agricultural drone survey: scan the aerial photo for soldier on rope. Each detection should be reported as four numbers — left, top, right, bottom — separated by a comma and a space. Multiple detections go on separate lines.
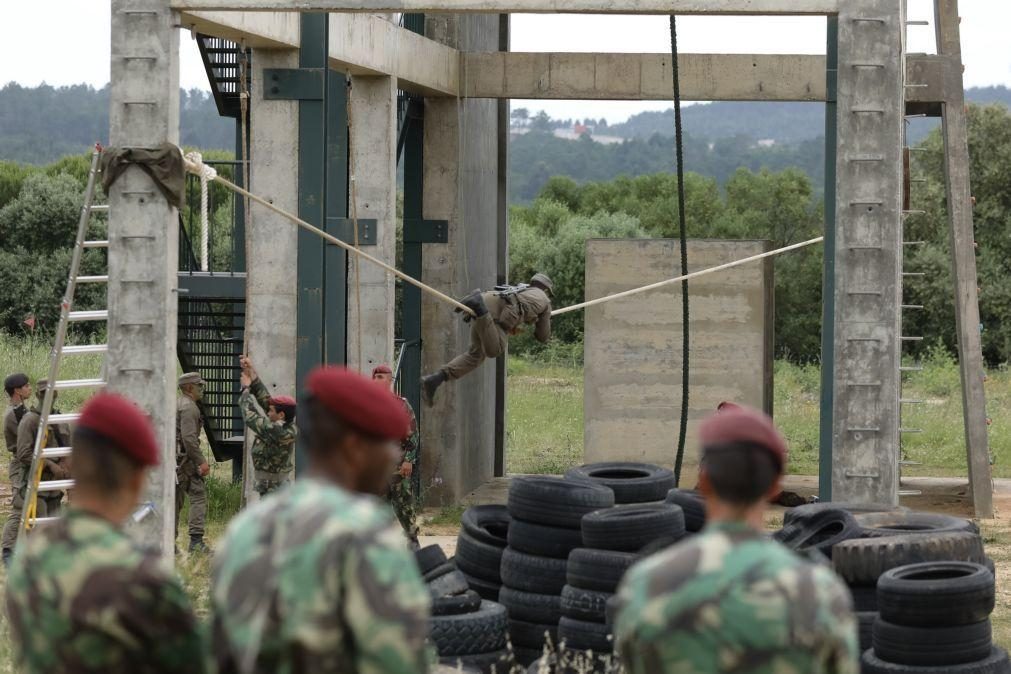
176, 372, 210, 553
238, 355, 297, 497
2, 373, 31, 565
421, 273, 554, 406
371, 364, 420, 545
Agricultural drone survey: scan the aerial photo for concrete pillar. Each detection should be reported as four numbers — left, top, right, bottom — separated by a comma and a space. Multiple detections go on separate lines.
243, 48, 300, 502
422, 14, 501, 503
347, 75, 397, 373
108, 0, 180, 556
830, 0, 905, 504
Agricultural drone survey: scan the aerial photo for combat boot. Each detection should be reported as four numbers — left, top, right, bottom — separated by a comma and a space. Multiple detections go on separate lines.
189, 536, 211, 554
421, 371, 447, 407
457, 290, 488, 319
2, 548, 11, 568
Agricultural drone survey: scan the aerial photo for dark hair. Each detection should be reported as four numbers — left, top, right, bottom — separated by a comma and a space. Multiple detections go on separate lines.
71, 427, 145, 494
273, 403, 297, 423
701, 441, 780, 505
299, 396, 348, 455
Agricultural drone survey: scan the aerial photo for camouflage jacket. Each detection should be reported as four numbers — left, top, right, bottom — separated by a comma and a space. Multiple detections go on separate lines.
4, 403, 27, 487
240, 377, 296, 476
399, 397, 418, 465
614, 521, 859, 674
210, 478, 432, 674
176, 395, 206, 471
5, 508, 205, 674
16, 407, 71, 492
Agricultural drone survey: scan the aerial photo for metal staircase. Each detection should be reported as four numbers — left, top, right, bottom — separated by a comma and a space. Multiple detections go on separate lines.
197, 35, 249, 119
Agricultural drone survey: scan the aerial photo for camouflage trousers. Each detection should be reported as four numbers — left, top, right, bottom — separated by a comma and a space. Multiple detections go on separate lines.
2, 489, 61, 551
443, 314, 508, 380
387, 475, 419, 542
254, 477, 289, 497
175, 470, 207, 538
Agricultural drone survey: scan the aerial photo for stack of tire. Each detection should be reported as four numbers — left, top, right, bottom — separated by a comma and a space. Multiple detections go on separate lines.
663, 488, 707, 534
499, 476, 615, 666
416, 544, 514, 673
457, 505, 512, 601
861, 560, 1008, 673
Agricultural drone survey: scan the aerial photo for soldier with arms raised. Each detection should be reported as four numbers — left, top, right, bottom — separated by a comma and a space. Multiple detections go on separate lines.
5, 392, 205, 674
614, 404, 859, 674
238, 355, 297, 496
210, 366, 431, 674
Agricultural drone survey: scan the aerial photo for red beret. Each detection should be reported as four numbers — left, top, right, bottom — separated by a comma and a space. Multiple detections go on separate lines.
306, 366, 409, 440
699, 404, 787, 470
269, 395, 296, 407
77, 392, 160, 466
371, 364, 392, 378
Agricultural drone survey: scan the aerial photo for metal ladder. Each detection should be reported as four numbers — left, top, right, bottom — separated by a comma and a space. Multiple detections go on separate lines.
18, 145, 109, 537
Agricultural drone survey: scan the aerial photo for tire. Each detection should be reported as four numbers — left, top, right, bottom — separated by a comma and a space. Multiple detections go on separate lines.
567, 548, 639, 593
431, 601, 509, 656
433, 589, 483, 617
501, 547, 568, 595
508, 477, 614, 529
463, 505, 511, 548
832, 531, 985, 585
857, 611, 876, 653
604, 595, 620, 627
877, 562, 995, 627
508, 519, 585, 560
509, 619, 558, 649
438, 648, 514, 674
872, 618, 992, 667
429, 570, 471, 598
784, 501, 907, 527
425, 560, 457, 582
457, 530, 507, 583
664, 489, 706, 532
581, 504, 686, 552
773, 508, 862, 559
861, 646, 1011, 674
514, 647, 545, 668
416, 544, 448, 574
849, 584, 878, 612
462, 571, 502, 602
560, 585, 611, 623
564, 462, 676, 504
855, 511, 978, 537
499, 586, 564, 624
558, 617, 613, 653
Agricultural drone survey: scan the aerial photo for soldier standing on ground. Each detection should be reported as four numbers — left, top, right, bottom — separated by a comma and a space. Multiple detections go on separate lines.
614, 404, 859, 674
2, 373, 31, 565
16, 380, 71, 521
210, 366, 431, 674
5, 392, 205, 674
421, 273, 554, 405
176, 372, 209, 553
238, 355, 297, 496
371, 364, 420, 545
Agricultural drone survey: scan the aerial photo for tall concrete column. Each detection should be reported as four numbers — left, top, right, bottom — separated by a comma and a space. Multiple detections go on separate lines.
108, 0, 180, 556
830, 0, 905, 504
243, 48, 300, 502
422, 15, 501, 503
347, 75, 397, 373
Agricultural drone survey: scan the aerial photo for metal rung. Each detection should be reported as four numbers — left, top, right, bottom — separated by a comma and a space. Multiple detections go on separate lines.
899, 460, 922, 466
68, 310, 108, 322
76, 275, 108, 283
90, 204, 109, 213
38, 479, 75, 492
900, 428, 924, 433
41, 447, 73, 459
903, 241, 925, 246
83, 240, 109, 249
905, 84, 929, 89
903, 210, 926, 215
908, 147, 930, 152
906, 20, 929, 25
903, 272, 926, 277
52, 378, 106, 390
910, 178, 927, 183
62, 344, 108, 355
899, 490, 923, 496
48, 413, 80, 424
902, 304, 924, 310
900, 399, 926, 404
900, 365, 924, 372
29, 517, 61, 526
901, 336, 924, 341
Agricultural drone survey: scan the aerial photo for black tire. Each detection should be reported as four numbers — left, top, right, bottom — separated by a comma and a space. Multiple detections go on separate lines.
849, 584, 878, 612
457, 529, 507, 583
560, 585, 611, 623
431, 601, 509, 656
438, 648, 514, 674
425, 560, 457, 582
664, 489, 706, 532
433, 589, 483, 616
558, 616, 612, 653
581, 504, 686, 552
855, 511, 978, 537
877, 561, 995, 627
773, 508, 862, 559
832, 531, 985, 585
564, 462, 676, 504
872, 618, 992, 667
784, 501, 907, 527
416, 544, 448, 574
508, 477, 614, 529
857, 611, 876, 653
499, 586, 564, 624
508, 519, 586, 560
501, 547, 568, 595
509, 619, 558, 649
429, 570, 471, 598
604, 595, 620, 627
567, 548, 639, 593
462, 571, 502, 602
463, 505, 511, 548
861, 646, 1011, 674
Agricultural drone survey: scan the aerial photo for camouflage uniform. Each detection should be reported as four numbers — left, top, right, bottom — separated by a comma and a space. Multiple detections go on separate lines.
2, 402, 27, 550
387, 396, 420, 541
614, 521, 859, 674
210, 477, 432, 674
5, 508, 205, 674
175, 394, 207, 539
16, 406, 71, 520
239, 377, 297, 496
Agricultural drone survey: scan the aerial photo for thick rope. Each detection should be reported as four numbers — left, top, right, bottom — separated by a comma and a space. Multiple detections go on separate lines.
670, 15, 689, 487
346, 81, 364, 371
199, 157, 210, 272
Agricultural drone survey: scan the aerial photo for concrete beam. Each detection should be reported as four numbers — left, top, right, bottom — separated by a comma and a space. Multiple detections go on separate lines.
173, 0, 839, 14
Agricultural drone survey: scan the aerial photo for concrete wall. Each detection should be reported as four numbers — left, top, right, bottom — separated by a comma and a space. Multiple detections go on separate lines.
584, 239, 773, 470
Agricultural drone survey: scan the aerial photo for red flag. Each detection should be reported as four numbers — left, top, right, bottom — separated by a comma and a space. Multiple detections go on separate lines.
23, 314, 35, 330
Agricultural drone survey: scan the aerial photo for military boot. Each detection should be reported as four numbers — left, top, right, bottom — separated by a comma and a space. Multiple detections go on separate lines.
421, 371, 447, 407
2, 548, 12, 568
456, 290, 488, 319
189, 536, 211, 554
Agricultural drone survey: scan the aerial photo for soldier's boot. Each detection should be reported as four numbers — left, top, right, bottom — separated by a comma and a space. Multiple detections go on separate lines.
1, 548, 11, 568
455, 290, 488, 320
189, 536, 211, 554
421, 371, 447, 407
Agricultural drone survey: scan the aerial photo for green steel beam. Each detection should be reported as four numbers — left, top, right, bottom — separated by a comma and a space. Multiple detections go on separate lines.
324, 69, 349, 368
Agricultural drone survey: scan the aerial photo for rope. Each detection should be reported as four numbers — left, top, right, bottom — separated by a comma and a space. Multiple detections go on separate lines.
199, 155, 210, 272
346, 80, 364, 371
670, 15, 689, 487
240, 47, 252, 356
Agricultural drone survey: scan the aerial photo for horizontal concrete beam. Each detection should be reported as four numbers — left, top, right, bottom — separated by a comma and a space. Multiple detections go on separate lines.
172, 0, 838, 14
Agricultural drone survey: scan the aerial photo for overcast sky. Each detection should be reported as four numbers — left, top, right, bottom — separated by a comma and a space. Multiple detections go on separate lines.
2, 0, 1009, 124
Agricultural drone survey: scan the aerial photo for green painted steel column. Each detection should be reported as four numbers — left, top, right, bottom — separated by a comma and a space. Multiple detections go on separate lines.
324, 71, 349, 367
402, 101, 424, 456
818, 17, 839, 500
